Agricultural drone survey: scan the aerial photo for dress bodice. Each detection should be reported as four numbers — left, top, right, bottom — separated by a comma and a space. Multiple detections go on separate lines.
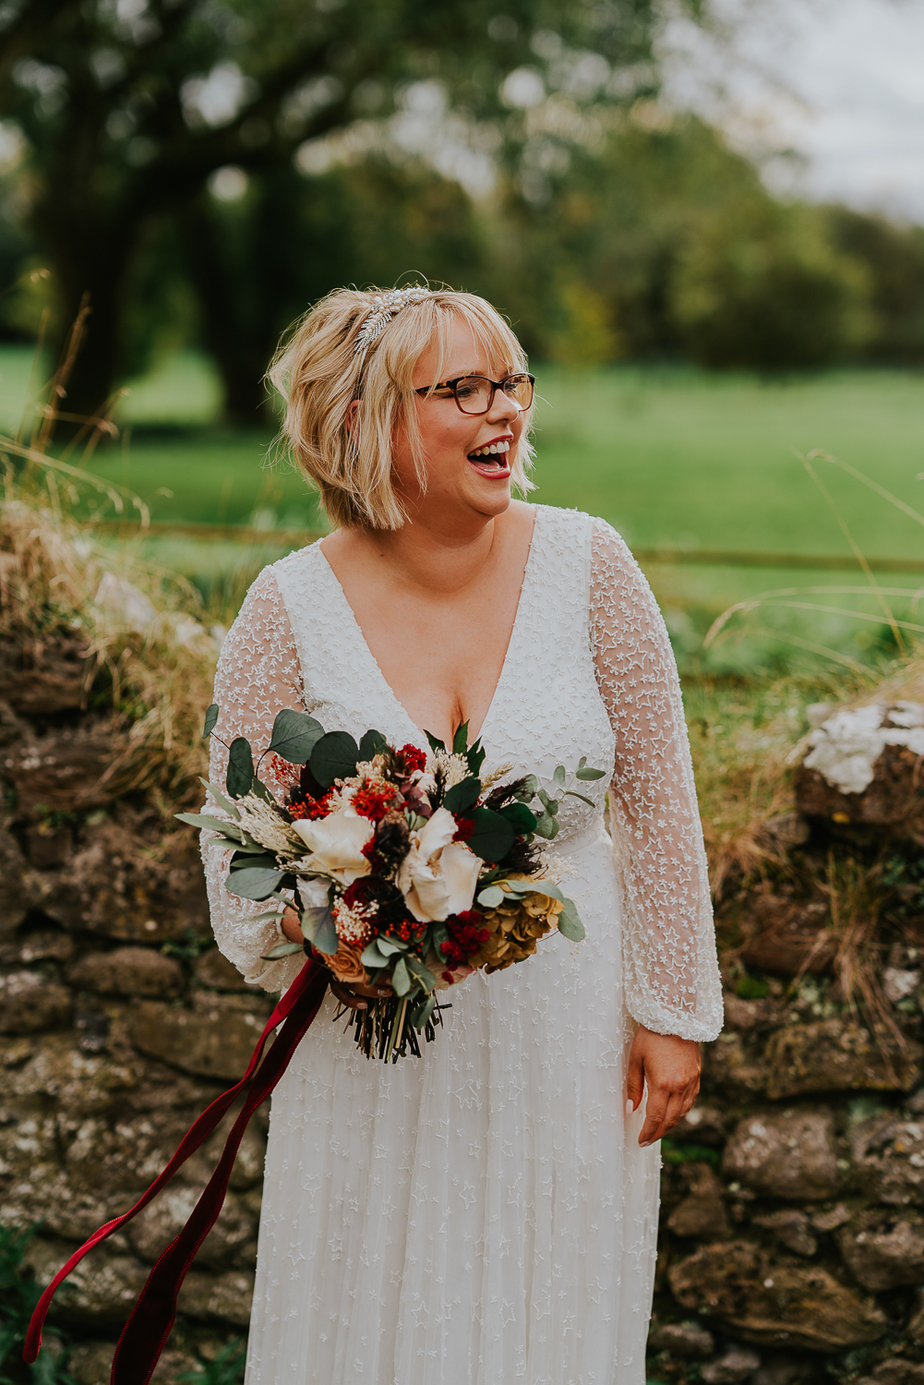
270, 505, 613, 849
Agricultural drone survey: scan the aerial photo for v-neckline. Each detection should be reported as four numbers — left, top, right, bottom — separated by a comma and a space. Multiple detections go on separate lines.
315, 506, 540, 747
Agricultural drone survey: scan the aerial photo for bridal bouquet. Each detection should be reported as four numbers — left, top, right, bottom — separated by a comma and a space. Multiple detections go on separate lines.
180, 707, 603, 1061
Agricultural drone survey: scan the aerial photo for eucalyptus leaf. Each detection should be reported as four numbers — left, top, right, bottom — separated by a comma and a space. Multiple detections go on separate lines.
575, 766, 606, 781
268, 709, 324, 764
225, 867, 285, 900
392, 955, 411, 997
229, 851, 275, 872
552, 764, 566, 789
313, 908, 339, 955
516, 774, 538, 799
452, 721, 470, 754
359, 728, 388, 761
361, 941, 391, 969
310, 730, 360, 789
443, 776, 480, 814
175, 812, 242, 841
202, 703, 219, 739
200, 778, 241, 820
466, 807, 516, 863
499, 878, 564, 902
374, 936, 406, 956
558, 897, 586, 942
249, 776, 276, 805
565, 790, 596, 808
261, 941, 306, 960
405, 955, 437, 990
537, 788, 550, 808
497, 801, 538, 834
410, 993, 436, 1029
477, 884, 505, 908
533, 813, 556, 840
299, 905, 331, 945
226, 737, 255, 798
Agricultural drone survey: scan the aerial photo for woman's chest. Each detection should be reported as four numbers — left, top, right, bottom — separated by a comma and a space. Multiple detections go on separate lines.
348, 587, 519, 746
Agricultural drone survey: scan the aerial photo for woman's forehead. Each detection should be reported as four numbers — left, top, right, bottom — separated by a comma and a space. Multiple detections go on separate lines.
412, 316, 511, 384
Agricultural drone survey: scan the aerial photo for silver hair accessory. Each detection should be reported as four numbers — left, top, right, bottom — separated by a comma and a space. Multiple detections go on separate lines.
353, 286, 432, 363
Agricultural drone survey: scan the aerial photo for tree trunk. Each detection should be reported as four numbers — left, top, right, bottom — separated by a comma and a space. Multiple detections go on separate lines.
48, 239, 134, 430
180, 198, 277, 428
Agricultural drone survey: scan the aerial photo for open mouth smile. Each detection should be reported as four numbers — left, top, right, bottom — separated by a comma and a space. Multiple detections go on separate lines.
467, 438, 512, 477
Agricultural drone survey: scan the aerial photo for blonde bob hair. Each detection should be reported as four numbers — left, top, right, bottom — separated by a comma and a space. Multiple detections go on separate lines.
267, 284, 535, 531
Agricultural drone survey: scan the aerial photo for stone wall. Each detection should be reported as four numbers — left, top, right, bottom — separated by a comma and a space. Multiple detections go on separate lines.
4, 650, 924, 1384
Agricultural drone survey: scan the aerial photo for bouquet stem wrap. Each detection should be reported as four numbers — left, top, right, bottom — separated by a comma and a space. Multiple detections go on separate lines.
24, 957, 329, 1385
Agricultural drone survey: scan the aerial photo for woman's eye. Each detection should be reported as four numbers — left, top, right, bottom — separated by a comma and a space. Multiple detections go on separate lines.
455, 381, 480, 398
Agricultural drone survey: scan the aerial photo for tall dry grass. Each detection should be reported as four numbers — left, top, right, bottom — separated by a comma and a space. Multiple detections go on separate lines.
0, 328, 219, 811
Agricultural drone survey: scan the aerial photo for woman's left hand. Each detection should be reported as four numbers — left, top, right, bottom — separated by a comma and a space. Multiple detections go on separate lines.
626, 1026, 701, 1147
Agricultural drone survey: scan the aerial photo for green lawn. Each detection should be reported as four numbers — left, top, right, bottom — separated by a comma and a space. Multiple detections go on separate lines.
4, 346, 921, 672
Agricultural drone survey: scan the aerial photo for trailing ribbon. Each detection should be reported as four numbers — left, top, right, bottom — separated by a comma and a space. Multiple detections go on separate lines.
24, 956, 328, 1385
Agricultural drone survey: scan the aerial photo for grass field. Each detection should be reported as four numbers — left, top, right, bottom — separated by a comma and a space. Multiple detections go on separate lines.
3, 345, 922, 672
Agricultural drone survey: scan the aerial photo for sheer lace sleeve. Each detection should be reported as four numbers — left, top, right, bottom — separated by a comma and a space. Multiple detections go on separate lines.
200, 566, 306, 994
589, 518, 723, 1042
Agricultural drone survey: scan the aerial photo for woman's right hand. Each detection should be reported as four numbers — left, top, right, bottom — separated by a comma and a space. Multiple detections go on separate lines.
281, 906, 392, 1011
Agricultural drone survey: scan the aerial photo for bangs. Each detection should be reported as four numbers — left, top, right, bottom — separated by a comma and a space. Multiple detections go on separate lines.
427, 298, 528, 385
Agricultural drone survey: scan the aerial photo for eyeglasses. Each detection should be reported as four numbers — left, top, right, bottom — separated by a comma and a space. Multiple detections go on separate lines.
414, 372, 535, 416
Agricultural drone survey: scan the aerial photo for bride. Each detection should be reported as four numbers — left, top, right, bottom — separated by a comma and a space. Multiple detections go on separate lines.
203, 284, 723, 1384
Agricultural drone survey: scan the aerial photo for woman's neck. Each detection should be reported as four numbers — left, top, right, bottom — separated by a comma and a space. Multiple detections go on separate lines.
325, 502, 529, 601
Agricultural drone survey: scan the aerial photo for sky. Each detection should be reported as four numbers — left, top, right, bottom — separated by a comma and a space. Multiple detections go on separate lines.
661, 0, 924, 223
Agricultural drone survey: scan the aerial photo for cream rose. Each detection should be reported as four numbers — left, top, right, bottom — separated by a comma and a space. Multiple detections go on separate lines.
397, 807, 481, 922
291, 804, 374, 885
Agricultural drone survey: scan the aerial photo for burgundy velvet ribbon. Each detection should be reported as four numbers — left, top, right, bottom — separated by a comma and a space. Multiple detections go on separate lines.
24, 956, 328, 1385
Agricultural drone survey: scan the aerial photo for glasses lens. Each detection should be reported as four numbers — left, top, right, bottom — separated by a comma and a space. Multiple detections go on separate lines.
454, 377, 493, 414
503, 374, 534, 409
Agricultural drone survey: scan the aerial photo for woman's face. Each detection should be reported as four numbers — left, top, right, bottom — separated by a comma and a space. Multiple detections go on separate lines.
392, 316, 528, 526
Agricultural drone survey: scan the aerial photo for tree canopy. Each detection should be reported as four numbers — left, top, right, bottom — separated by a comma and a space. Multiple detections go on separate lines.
0, 0, 672, 419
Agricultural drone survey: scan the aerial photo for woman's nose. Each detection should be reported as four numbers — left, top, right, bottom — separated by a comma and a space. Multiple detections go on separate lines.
487, 388, 522, 422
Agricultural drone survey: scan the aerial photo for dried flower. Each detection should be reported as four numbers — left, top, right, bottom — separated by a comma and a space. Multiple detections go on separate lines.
318, 942, 369, 987
476, 875, 564, 974
236, 792, 304, 858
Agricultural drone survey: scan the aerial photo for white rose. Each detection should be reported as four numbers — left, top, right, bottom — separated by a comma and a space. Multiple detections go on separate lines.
397, 806, 481, 922
291, 805, 374, 885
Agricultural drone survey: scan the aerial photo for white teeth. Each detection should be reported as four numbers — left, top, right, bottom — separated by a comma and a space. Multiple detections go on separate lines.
469, 440, 510, 458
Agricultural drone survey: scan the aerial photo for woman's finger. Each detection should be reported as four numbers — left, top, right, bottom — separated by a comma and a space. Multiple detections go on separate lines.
330, 980, 368, 1010
639, 1087, 688, 1146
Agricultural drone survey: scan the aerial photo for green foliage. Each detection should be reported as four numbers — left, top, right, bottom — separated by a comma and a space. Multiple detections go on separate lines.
178, 1339, 247, 1385
660, 1140, 720, 1168
161, 929, 216, 962
671, 197, 871, 370
735, 973, 770, 1000
0, 1224, 75, 1385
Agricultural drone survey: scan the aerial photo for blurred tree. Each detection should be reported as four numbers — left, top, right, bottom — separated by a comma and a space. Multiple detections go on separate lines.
0, 0, 678, 423
826, 207, 924, 364
491, 112, 876, 371
670, 197, 872, 370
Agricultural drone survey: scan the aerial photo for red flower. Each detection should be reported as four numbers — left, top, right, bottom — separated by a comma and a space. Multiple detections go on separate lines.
288, 790, 333, 821
398, 744, 427, 775
352, 783, 398, 822
440, 909, 489, 968
452, 816, 475, 843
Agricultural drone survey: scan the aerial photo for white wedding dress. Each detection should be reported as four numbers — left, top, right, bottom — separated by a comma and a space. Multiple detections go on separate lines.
202, 504, 722, 1385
